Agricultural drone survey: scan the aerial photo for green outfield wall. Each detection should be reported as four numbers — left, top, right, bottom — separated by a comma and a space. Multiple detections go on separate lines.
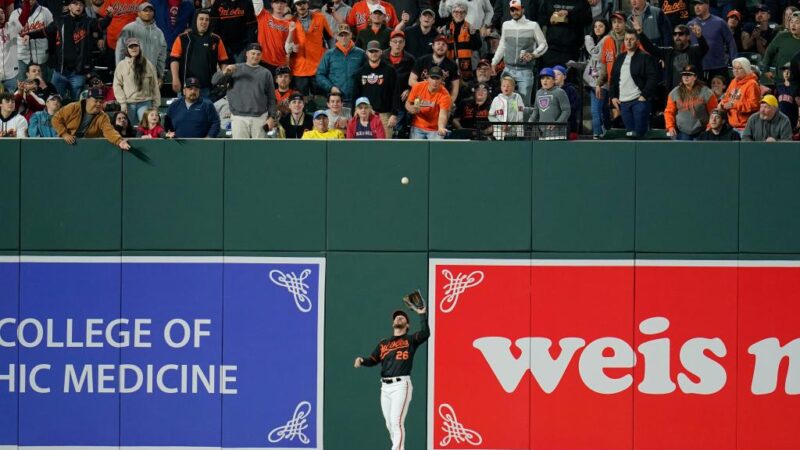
1, 139, 799, 450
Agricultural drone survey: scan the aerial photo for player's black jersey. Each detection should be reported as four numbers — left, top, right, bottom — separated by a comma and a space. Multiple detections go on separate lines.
362, 313, 430, 378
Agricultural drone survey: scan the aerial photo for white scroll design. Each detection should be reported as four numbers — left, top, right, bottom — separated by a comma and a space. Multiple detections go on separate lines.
439, 270, 484, 313
267, 400, 312, 444
269, 269, 313, 312
438, 403, 483, 447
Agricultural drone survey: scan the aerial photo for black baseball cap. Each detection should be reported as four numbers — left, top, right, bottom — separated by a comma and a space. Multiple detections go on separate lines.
87, 87, 105, 99
392, 310, 409, 320
184, 77, 201, 88
288, 92, 304, 102
428, 65, 444, 79
246, 42, 263, 52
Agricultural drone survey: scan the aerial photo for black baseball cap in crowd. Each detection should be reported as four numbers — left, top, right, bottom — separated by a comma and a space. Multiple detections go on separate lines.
288, 92, 304, 102
276, 66, 292, 75
428, 65, 444, 79
184, 77, 201, 88
246, 42, 263, 52
692, 0, 708, 4
87, 87, 105, 99
393, 310, 409, 321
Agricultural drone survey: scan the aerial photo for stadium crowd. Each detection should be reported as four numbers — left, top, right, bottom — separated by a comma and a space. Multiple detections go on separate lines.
0, 0, 798, 146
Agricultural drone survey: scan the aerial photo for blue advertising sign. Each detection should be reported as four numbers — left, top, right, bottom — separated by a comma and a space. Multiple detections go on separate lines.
0, 256, 325, 450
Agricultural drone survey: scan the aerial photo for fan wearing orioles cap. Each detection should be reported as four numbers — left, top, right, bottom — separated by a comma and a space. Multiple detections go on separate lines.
354, 300, 429, 450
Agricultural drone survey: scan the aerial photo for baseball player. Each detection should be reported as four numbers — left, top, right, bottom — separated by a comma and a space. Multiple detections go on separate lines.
354, 303, 429, 450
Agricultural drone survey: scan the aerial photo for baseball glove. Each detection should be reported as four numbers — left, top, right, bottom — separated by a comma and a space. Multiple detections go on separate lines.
403, 289, 425, 310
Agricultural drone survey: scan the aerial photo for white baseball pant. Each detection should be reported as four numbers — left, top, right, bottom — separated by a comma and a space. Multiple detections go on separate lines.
380, 375, 412, 450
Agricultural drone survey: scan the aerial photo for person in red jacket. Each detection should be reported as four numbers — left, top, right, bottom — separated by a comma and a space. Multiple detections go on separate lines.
346, 96, 386, 138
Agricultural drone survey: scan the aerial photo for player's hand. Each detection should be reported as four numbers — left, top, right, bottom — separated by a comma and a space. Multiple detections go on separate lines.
354, 357, 364, 368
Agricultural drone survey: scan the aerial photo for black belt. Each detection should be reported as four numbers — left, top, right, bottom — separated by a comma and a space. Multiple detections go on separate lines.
381, 377, 402, 384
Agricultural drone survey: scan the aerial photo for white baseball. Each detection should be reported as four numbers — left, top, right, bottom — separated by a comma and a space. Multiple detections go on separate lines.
401, 176, 410, 185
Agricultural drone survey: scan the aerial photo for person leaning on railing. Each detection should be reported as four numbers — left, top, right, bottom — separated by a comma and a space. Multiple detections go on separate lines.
51, 88, 131, 150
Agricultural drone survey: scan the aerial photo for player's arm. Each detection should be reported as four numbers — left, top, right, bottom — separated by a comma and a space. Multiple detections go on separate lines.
354, 343, 381, 368
413, 312, 430, 344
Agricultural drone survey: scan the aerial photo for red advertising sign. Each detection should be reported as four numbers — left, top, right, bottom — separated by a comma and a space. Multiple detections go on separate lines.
428, 259, 800, 450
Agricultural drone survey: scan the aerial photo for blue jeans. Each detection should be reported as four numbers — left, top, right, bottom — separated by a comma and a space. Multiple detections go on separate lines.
620, 99, 650, 138
2, 78, 17, 93
502, 66, 534, 105
51, 70, 86, 101
410, 126, 443, 140
125, 100, 154, 125
588, 87, 610, 137
676, 130, 699, 141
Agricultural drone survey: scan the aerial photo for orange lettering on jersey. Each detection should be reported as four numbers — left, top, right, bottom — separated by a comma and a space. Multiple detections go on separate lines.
379, 338, 409, 360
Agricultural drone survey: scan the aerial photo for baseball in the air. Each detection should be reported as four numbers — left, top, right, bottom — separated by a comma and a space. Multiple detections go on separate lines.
401, 177, 409, 185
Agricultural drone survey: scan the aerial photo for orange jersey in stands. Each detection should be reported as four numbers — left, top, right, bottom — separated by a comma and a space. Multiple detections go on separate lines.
289, 12, 333, 77
256, 9, 290, 67
346, 0, 397, 33
99, 0, 141, 48
408, 81, 451, 131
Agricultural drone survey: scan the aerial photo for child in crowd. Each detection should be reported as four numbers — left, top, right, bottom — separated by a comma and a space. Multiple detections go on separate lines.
488, 75, 525, 139
529, 67, 570, 138
137, 108, 173, 138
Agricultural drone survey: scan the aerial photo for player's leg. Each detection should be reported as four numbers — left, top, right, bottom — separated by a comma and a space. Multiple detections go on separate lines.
381, 385, 393, 440
387, 379, 413, 450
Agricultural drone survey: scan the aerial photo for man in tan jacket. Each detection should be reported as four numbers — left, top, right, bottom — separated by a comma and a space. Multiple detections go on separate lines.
52, 88, 132, 150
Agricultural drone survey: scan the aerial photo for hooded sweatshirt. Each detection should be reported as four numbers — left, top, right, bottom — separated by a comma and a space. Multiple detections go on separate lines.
169, 12, 230, 88
529, 86, 570, 123
720, 72, 760, 129
0, 111, 28, 137
28, 12, 111, 74
115, 17, 168, 75
665, 85, 718, 135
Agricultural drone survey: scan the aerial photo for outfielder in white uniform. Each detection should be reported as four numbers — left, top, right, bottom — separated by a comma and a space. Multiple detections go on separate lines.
354, 304, 430, 450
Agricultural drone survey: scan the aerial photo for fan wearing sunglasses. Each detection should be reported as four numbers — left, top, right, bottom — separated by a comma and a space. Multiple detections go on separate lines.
633, 16, 709, 89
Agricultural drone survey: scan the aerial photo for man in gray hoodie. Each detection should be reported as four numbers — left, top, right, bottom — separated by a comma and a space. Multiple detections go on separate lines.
211, 43, 276, 138
115, 2, 167, 78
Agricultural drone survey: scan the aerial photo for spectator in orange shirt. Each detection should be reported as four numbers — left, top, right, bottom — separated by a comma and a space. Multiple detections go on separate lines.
346, 0, 397, 33
405, 65, 451, 139
255, 0, 291, 73
99, 0, 142, 59
285, 0, 333, 96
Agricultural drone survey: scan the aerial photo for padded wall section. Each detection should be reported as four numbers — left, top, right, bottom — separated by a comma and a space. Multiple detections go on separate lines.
20, 141, 121, 250
636, 143, 738, 253
532, 142, 635, 251
327, 141, 428, 251
224, 141, 326, 251
324, 252, 428, 450
430, 141, 531, 251
0, 143, 19, 250
739, 144, 800, 253
122, 140, 223, 250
